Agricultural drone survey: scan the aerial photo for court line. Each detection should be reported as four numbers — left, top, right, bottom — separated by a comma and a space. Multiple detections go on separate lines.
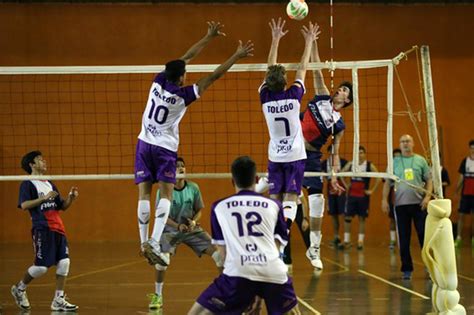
296, 296, 321, 315
66, 259, 146, 281
413, 260, 474, 282
358, 269, 430, 300
321, 257, 349, 271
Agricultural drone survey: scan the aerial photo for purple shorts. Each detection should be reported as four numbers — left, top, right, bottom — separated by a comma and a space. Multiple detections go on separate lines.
134, 139, 177, 184
197, 274, 297, 315
267, 159, 306, 195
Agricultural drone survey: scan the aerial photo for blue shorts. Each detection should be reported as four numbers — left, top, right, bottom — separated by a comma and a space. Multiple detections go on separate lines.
302, 150, 323, 191
267, 159, 306, 195
32, 229, 69, 267
345, 196, 370, 218
459, 195, 474, 214
197, 274, 297, 315
328, 193, 346, 216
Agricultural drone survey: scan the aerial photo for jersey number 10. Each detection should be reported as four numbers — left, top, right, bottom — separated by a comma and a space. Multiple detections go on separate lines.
148, 99, 169, 124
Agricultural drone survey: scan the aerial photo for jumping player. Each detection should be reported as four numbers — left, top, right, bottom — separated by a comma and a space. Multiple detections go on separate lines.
259, 18, 319, 227
188, 156, 300, 315
136, 22, 253, 266
11, 151, 79, 312
301, 29, 353, 269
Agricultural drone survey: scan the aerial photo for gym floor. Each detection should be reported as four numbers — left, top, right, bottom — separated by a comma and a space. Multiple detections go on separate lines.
1, 240, 473, 314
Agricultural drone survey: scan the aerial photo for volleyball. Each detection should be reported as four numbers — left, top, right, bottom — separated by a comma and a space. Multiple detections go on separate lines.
286, 0, 309, 21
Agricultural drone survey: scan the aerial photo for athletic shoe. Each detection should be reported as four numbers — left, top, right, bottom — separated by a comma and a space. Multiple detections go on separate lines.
306, 246, 323, 270
142, 239, 170, 266
329, 237, 341, 249
401, 271, 412, 280
148, 293, 163, 310
11, 285, 30, 310
338, 242, 352, 250
51, 295, 78, 311
454, 238, 462, 248
389, 240, 396, 250
357, 241, 364, 250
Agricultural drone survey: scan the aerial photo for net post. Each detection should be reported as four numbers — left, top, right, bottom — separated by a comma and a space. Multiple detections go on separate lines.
351, 68, 360, 172
387, 63, 394, 175
421, 45, 442, 199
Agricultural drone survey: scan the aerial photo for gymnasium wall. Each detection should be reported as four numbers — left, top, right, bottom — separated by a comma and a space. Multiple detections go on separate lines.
1, 3, 473, 242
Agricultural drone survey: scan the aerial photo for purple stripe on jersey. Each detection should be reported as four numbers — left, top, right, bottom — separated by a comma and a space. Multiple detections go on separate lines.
259, 82, 305, 104
210, 207, 224, 242
153, 72, 197, 106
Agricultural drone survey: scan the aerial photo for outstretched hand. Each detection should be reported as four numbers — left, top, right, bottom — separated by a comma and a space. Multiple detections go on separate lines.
235, 40, 254, 59
301, 22, 321, 43
68, 187, 79, 200
269, 18, 288, 41
207, 21, 226, 38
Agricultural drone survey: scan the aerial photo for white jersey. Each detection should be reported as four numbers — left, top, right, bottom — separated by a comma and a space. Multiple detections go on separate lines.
138, 72, 200, 152
210, 190, 289, 284
259, 80, 307, 163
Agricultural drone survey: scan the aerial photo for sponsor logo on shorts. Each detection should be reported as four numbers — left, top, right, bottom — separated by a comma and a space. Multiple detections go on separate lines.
35, 235, 43, 260
65, 246, 69, 255
136, 171, 145, 177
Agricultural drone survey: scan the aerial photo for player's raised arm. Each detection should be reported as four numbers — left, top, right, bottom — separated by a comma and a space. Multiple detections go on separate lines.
180, 21, 226, 64
267, 18, 288, 66
196, 40, 254, 95
311, 29, 330, 96
295, 22, 319, 84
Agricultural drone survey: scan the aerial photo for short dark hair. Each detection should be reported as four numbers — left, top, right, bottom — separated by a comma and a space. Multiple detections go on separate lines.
469, 140, 474, 147
393, 148, 402, 155
359, 145, 366, 153
21, 150, 42, 174
339, 81, 353, 107
231, 156, 256, 189
165, 59, 186, 83
177, 157, 185, 165
265, 65, 286, 92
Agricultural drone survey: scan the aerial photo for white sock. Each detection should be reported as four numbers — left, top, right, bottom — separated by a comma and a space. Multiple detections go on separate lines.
55, 290, 64, 298
310, 231, 321, 248
344, 232, 351, 243
138, 200, 151, 244
390, 231, 396, 242
155, 282, 163, 295
17, 281, 27, 291
151, 199, 171, 242
358, 233, 364, 243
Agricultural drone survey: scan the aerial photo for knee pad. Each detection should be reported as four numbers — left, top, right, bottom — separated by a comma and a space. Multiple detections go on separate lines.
212, 250, 224, 268
255, 176, 269, 194
28, 265, 48, 278
309, 194, 325, 218
56, 258, 70, 276
138, 200, 151, 225
155, 263, 168, 271
282, 201, 297, 222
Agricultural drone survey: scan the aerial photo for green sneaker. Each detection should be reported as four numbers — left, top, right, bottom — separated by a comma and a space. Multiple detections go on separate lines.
454, 238, 462, 248
148, 293, 163, 310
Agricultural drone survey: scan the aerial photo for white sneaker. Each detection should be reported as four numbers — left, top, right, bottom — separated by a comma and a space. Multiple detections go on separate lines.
306, 246, 323, 270
11, 285, 31, 310
143, 239, 170, 266
51, 295, 78, 311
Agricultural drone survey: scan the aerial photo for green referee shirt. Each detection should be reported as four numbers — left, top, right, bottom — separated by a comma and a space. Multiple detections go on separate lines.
393, 154, 431, 206
156, 180, 204, 225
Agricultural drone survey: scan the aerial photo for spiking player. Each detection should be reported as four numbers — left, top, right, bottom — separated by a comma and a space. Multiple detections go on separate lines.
136, 22, 254, 266
301, 29, 353, 269
259, 18, 319, 229
11, 151, 79, 311
188, 156, 300, 315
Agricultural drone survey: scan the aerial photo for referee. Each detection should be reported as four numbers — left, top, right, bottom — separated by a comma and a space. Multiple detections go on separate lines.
382, 134, 432, 280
